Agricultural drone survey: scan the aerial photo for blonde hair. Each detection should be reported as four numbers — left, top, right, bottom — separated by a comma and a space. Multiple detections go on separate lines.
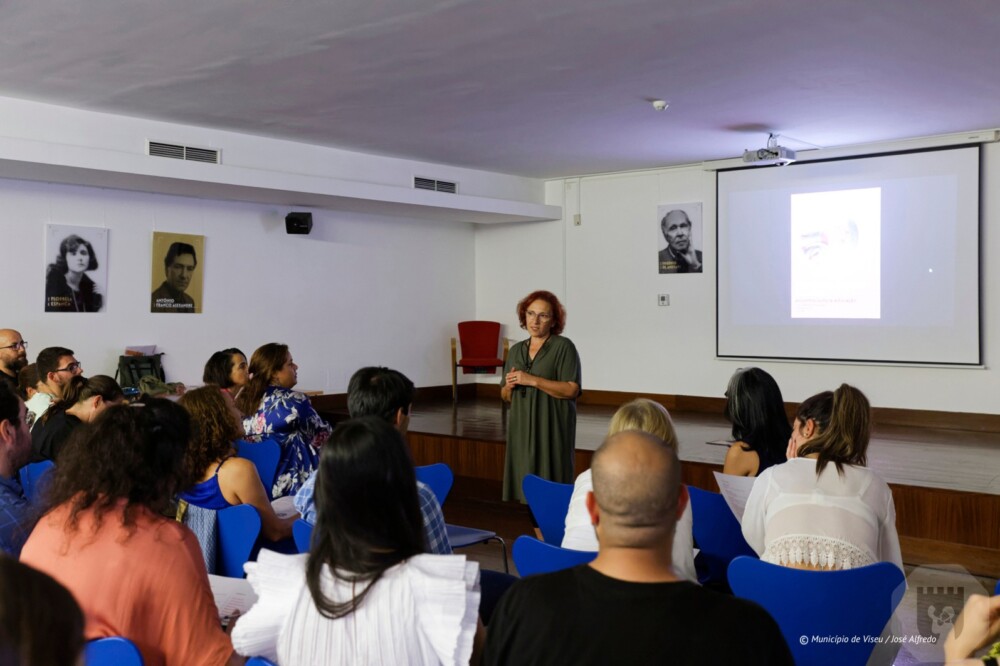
607, 399, 678, 451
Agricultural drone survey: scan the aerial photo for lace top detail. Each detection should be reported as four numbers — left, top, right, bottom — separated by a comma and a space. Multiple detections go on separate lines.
763, 534, 875, 570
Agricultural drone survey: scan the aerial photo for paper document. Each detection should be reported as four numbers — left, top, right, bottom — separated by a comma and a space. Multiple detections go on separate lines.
271, 495, 298, 519
712, 471, 756, 523
209, 574, 258, 619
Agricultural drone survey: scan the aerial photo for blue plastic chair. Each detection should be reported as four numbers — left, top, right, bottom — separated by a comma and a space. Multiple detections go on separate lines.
512, 535, 597, 577
995, 579, 999, 595
688, 485, 757, 588
415, 462, 508, 572
246, 658, 278, 666
521, 474, 574, 545
236, 439, 281, 500
415, 463, 454, 506
85, 636, 143, 665
19, 459, 55, 504
293, 518, 314, 553
217, 504, 262, 578
728, 557, 906, 666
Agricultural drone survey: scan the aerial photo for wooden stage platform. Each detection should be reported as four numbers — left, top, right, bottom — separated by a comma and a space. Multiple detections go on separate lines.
395, 390, 1000, 578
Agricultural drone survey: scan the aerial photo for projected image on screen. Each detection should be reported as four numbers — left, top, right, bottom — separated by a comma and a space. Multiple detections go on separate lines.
790, 188, 881, 319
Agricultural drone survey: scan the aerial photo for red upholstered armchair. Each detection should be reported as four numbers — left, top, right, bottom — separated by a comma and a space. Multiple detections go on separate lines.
451, 321, 509, 402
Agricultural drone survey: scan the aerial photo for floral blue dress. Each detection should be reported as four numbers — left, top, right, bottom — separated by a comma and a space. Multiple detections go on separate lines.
243, 386, 332, 498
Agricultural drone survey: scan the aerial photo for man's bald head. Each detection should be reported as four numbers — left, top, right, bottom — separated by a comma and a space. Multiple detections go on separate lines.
591, 430, 681, 547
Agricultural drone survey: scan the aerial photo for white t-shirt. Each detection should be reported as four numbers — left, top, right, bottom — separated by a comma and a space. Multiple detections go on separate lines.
561, 468, 699, 583
741, 458, 903, 570
232, 550, 480, 666
24, 392, 53, 430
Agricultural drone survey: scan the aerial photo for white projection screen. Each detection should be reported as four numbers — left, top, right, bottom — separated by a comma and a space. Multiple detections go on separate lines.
717, 145, 981, 365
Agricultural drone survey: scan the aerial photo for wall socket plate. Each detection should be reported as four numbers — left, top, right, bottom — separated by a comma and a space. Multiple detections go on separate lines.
658, 294, 670, 306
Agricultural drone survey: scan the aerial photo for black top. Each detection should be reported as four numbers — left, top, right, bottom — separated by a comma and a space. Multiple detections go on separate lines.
483, 564, 793, 666
31, 411, 82, 463
0, 370, 17, 397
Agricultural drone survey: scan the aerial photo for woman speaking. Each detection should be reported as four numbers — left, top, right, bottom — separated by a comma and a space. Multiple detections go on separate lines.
501, 290, 581, 502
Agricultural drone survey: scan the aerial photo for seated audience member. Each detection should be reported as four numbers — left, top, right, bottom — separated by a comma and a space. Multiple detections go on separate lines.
0, 556, 84, 666
742, 384, 902, 571
562, 398, 696, 582
20, 399, 240, 666
31, 375, 124, 463
30, 347, 85, 426
233, 417, 480, 665
294, 366, 451, 555
203, 349, 250, 400
944, 594, 1000, 664
17, 364, 39, 402
0, 330, 27, 395
722, 367, 791, 477
237, 343, 331, 498
0, 383, 37, 557
179, 386, 296, 542
484, 431, 792, 665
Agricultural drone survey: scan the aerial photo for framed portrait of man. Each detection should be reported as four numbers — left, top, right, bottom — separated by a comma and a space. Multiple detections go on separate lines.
150, 232, 205, 314
44, 224, 109, 313
657, 203, 703, 274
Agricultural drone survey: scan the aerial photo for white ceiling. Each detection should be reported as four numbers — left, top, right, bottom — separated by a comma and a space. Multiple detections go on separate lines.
2, 0, 998, 179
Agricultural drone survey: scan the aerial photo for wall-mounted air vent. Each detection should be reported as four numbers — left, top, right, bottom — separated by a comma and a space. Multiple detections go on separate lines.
414, 176, 457, 194
147, 141, 220, 164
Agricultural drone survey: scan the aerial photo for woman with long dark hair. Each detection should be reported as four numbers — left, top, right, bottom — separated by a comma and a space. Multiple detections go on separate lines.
742, 384, 902, 571
721, 367, 791, 477
45, 234, 103, 312
236, 343, 331, 498
202, 349, 250, 399
21, 399, 240, 666
232, 417, 480, 664
30, 375, 123, 463
179, 385, 296, 542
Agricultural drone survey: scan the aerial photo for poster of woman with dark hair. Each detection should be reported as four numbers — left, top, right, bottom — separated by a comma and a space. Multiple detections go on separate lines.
44, 225, 109, 312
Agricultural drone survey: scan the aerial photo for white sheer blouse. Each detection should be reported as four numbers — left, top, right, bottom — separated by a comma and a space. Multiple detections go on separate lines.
742, 458, 903, 571
561, 468, 699, 583
232, 550, 480, 665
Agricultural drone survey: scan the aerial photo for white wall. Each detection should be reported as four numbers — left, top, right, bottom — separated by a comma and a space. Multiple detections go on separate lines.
475, 143, 1000, 414
1, 177, 476, 392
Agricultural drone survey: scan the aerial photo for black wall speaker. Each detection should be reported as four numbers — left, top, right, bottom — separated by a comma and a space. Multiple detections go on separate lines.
285, 212, 313, 235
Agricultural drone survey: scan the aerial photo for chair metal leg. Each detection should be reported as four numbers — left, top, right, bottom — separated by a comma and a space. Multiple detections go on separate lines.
491, 536, 509, 573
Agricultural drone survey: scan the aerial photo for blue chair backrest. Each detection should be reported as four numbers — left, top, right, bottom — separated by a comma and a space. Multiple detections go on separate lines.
728, 557, 906, 666
217, 504, 262, 578
512, 535, 596, 577
236, 439, 281, 500
415, 463, 454, 506
521, 474, 574, 544
995, 579, 1000, 596
293, 519, 314, 553
85, 636, 143, 665
19, 460, 55, 504
688, 485, 757, 587
246, 658, 279, 666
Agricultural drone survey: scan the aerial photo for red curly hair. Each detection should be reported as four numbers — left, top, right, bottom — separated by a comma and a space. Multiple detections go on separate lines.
516, 290, 566, 336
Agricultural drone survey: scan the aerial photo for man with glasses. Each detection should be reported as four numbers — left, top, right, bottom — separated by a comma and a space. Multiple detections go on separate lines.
0, 330, 28, 395
30, 347, 83, 426
0, 382, 37, 557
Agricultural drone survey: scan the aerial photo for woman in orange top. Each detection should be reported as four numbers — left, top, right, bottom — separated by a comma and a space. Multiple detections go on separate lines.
21, 399, 242, 666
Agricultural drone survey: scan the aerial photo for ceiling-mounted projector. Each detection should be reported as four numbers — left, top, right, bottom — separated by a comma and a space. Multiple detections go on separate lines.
743, 133, 796, 166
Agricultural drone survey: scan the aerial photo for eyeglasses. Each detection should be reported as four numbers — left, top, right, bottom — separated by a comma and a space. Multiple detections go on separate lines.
54, 362, 82, 373
526, 311, 552, 321
0, 341, 27, 351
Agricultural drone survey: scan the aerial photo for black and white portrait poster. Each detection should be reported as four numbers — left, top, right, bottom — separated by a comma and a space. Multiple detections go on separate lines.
657, 202, 703, 274
150, 231, 204, 314
44, 224, 109, 313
